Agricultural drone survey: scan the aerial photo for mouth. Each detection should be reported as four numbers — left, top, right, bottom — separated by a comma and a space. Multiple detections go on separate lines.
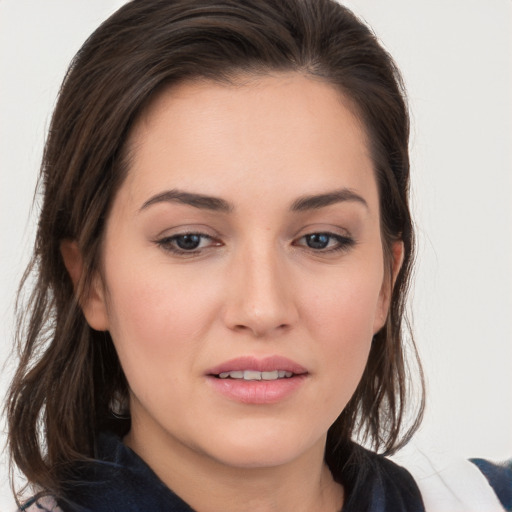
216, 370, 295, 380
205, 356, 308, 404
206, 355, 308, 379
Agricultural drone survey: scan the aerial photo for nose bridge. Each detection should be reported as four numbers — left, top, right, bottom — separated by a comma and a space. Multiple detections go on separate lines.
224, 235, 297, 336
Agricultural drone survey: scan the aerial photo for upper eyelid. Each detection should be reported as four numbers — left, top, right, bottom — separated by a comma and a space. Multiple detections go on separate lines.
155, 224, 220, 239
161, 230, 213, 238
292, 225, 353, 239
157, 230, 349, 239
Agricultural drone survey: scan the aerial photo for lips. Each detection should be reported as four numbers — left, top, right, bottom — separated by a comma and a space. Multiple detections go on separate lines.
206, 356, 308, 404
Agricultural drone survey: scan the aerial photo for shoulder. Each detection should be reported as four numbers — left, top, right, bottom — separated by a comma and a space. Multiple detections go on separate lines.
337, 442, 511, 512
20, 495, 63, 512
390, 445, 511, 512
470, 458, 512, 511
334, 443, 426, 511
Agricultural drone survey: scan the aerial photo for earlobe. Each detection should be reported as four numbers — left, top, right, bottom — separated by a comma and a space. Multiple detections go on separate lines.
60, 240, 109, 331
374, 241, 404, 334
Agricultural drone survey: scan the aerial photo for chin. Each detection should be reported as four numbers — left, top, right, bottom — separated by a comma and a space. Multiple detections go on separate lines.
194, 424, 326, 470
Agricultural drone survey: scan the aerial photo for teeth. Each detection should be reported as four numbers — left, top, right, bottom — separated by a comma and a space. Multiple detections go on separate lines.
227, 370, 244, 379
244, 370, 262, 380
217, 370, 294, 380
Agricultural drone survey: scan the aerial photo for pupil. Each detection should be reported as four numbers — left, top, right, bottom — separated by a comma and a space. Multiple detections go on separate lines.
307, 233, 329, 249
176, 234, 201, 250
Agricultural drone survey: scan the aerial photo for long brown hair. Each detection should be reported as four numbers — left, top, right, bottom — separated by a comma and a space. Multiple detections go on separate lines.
7, 0, 424, 501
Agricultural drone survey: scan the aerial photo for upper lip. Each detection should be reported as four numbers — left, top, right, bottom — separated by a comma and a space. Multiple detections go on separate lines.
206, 356, 308, 376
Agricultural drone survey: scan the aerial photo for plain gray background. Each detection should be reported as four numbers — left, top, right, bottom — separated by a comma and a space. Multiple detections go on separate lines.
1, 1, 511, 509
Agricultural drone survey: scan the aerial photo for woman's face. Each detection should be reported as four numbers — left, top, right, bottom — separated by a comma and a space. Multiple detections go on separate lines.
83, 73, 397, 471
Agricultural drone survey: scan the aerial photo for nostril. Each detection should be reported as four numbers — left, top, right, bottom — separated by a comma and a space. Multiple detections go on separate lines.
231, 322, 290, 337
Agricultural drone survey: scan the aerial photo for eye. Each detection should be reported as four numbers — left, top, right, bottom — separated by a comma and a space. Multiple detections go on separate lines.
173, 234, 204, 250
295, 232, 355, 252
156, 232, 220, 254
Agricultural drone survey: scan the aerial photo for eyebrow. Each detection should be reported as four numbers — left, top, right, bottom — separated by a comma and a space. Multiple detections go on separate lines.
140, 189, 233, 213
290, 188, 368, 211
139, 187, 368, 213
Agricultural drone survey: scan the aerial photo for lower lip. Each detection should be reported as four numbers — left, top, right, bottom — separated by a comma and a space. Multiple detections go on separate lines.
206, 375, 307, 404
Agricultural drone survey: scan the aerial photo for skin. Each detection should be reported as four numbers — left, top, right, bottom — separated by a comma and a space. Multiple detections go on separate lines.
63, 72, 402, 512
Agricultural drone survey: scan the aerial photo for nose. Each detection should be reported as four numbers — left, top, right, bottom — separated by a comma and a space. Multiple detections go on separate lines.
221, 242, 299, 338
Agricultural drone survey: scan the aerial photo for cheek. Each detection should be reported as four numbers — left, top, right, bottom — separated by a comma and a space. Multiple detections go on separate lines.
298, 262, 383, 405
105, 260, 219, 344
302, 264, 384, 343
102, 261, 225, 403
102, 265, 217, 410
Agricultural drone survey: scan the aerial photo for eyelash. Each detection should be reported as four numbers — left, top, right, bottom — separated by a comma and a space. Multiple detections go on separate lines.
155, 231, 355, 256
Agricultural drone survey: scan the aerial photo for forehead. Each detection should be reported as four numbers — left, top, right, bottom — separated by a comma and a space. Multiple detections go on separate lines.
121, 72, 377, 210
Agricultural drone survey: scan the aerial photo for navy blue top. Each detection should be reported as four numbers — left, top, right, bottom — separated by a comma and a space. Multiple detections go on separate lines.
23, 432, 511, 511
33, 432, 425, 512
471, 457, 512, 511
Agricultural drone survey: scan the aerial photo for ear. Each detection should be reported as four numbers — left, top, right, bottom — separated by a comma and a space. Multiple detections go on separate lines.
373, 240, 404, 334
60, 239, 110, 331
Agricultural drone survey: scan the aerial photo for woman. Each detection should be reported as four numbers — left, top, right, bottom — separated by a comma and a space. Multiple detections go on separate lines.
4, 1, 511, 511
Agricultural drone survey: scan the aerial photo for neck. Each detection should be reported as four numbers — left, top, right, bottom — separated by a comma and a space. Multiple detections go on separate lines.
124, 426, 344, 512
